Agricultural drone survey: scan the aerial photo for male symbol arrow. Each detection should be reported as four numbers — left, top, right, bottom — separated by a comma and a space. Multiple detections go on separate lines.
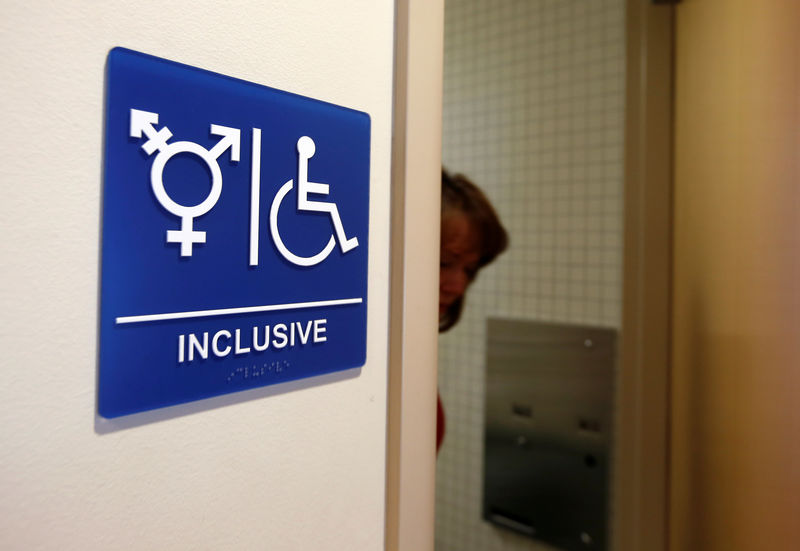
209, 124, 241, 163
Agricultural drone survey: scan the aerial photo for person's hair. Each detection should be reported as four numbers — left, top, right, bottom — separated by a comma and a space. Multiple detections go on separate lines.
439, 168, 508, 332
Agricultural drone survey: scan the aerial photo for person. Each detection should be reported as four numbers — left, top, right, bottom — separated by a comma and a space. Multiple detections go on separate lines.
438, 169, 508, 452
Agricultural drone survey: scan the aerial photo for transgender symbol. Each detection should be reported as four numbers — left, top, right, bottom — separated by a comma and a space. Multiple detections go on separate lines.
129, 108, 240, 256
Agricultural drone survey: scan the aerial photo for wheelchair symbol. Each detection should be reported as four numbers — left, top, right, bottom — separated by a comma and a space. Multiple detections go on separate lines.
269, 136, 359, 267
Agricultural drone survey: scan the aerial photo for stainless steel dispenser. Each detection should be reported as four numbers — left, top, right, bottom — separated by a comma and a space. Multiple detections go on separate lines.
483, 318, 615, 550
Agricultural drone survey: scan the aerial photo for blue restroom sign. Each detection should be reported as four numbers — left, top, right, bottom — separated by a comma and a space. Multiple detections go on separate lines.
98, 48, 370, 418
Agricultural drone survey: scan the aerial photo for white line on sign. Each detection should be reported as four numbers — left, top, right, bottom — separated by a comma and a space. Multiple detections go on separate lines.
115, 298, 363, 324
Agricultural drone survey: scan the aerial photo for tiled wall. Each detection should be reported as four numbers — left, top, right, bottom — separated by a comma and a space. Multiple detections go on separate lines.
436, 1, 626, 550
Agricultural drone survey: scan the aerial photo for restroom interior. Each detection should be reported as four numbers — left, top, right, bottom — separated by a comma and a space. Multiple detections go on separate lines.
436, 1, 625, 549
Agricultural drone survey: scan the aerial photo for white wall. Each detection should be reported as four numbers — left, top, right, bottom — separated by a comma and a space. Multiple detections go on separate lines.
0, 2, 394, 549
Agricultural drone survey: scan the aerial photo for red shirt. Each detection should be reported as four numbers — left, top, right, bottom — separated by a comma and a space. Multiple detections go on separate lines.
436, 392, 446, 453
